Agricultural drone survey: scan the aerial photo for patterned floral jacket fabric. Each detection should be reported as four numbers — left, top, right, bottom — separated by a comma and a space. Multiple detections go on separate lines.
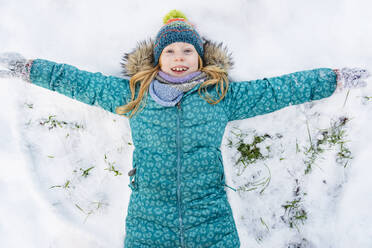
30, 59, 337, 248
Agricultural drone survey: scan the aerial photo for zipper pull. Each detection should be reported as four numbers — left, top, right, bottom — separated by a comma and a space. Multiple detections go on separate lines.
128, 168, 136, 176
176, 101, 181, 109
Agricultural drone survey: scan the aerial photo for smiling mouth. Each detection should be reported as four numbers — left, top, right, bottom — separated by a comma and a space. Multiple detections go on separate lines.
171, 66, 189, 72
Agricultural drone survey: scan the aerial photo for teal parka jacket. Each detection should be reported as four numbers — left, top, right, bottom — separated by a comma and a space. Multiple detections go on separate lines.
28, 42, 337, 248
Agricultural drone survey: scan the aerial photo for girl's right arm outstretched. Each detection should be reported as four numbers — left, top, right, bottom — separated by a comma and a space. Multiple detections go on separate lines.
1, 53, 131, 114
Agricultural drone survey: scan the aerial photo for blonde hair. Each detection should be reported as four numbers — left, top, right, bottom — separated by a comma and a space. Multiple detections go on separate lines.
115, 56, 229, 118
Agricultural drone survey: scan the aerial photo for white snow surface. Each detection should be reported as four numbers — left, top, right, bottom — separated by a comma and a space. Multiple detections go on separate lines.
1, 0, 372, 247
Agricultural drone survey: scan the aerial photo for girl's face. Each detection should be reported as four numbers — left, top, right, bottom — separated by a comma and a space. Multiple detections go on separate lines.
159, 42, 199, 77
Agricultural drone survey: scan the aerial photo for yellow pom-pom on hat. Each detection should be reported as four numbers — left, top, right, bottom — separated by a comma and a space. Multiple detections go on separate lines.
163, 9, 188, 24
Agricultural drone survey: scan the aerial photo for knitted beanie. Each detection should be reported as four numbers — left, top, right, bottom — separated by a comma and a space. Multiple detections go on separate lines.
153, 10, 204, 65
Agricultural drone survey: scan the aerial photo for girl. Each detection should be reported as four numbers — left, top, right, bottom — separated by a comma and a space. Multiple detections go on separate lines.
0, 10, 369, 248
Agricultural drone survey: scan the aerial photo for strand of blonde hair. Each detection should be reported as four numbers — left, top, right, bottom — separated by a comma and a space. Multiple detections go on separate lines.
200, 64, 229, 104
115, 65, 159, 118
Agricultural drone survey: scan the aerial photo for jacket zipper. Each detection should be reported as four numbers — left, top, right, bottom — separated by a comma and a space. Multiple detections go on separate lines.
176, 101, 185, 247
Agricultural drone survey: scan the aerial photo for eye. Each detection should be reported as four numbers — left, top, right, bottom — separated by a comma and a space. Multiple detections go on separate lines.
184, 49, 193, 53
165, 49, 174, 53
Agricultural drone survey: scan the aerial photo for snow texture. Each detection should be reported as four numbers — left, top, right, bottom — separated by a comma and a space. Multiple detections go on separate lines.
1, 0, 371, 247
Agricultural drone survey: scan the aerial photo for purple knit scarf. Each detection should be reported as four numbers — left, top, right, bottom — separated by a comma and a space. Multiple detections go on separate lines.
149, 71, 206, 107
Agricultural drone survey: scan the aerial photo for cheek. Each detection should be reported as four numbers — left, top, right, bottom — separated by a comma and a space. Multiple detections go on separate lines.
159, 58, 170, 70
191, 56, 199, 69
159, 58, 169, 71
162, 65, 171, 72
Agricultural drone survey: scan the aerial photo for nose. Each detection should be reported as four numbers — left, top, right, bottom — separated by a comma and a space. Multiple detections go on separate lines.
174, 52, 184, 62
174, 56, 184, 62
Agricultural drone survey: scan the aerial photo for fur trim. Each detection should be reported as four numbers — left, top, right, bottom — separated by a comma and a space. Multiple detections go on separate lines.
121, 39, 155, 77
121, 39, 233, 77
203, 40, 234, 72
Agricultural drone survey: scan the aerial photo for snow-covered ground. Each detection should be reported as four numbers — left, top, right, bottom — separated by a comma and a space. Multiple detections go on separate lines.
1, 0, 371, 247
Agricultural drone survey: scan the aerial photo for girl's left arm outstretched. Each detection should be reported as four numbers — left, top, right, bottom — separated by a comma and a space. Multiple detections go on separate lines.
223, 67, 369, 121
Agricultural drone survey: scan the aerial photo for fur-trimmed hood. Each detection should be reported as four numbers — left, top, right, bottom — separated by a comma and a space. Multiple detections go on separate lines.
121, 39, 234, 77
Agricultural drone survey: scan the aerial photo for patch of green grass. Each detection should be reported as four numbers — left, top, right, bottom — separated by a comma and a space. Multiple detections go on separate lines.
105, 165, 122, 176
281, 197, 308, 231
228, 129, 276, 194
237, 164, 271, 194
281, 180, 308, 231
236, 136, 265, 164
39, 115, 84, 130
303, 116, 352, 174
320, 117, 352, 167
50, 180, 70, 189
80, 166, 95, 178
228, 128, 273, 172
104, 154, 122, 176
75, 200, 109, 222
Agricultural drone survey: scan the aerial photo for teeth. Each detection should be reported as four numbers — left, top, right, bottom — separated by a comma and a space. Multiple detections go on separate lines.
172, 67, 187, 71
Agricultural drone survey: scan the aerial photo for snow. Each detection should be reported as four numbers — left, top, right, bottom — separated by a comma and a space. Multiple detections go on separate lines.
1, 0, 371, 247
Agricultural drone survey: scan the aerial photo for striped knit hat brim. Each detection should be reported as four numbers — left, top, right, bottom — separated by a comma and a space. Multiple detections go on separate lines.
153, 19, 204, 65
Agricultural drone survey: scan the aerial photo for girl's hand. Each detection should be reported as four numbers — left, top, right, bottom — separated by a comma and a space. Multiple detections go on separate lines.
334, 67, 370, 90
0, 52, 31, 80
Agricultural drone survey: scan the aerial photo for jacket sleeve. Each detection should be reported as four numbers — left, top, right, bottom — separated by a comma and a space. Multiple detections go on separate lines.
29, 59, 131, 114
223, 68, 337, 121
